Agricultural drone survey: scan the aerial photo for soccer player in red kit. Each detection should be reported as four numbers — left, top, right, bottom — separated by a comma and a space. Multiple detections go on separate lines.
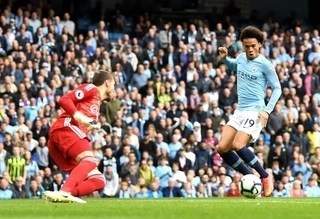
44, 70, 115, 203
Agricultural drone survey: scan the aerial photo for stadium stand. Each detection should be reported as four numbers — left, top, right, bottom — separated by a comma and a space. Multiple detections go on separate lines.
0, 1, 320, 199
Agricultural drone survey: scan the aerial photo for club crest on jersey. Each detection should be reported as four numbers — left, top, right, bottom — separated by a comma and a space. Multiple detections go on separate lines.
90, 104, 99, 115
75, 90, 84, 100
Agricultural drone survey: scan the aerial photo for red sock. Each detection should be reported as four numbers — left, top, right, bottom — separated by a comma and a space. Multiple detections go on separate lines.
62, 157, 97, 193
71, 174, 106, 197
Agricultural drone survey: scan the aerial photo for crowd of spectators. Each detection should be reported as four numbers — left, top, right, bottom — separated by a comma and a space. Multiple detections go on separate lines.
1, 4, 320, 199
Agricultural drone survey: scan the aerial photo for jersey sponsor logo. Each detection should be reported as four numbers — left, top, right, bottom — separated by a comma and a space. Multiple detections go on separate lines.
239, 70, 257, 80
85, 84, 95, 91
75, 90, 84, 100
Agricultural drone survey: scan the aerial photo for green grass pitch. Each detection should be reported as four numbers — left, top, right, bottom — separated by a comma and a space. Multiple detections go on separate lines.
1, 198, 320, 219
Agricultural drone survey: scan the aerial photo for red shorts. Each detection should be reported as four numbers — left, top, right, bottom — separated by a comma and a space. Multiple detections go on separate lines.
48, 127, 91, 172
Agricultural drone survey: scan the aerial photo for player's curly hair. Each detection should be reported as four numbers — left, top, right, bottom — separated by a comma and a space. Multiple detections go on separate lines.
240, 26, 264, 43
92, 70, 114, 86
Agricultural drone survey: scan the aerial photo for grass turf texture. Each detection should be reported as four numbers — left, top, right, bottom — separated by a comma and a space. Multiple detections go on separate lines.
1, 198, 320, 219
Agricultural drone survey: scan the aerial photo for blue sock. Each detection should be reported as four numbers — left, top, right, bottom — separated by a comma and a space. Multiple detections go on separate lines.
236, 147, 268, 178
220, 151, 253, 175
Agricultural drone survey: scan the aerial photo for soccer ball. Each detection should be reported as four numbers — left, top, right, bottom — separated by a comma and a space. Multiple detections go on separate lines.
240, 174, 262, 198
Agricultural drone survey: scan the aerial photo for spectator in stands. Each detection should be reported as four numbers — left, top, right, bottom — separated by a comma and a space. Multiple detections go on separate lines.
120, 152, 139, 185
6, 146, 25, 182
304, 174, 320, 197
0, 177, 13, 199
12, 176, 27, 198
33, 136, 49, 170
42, 167, 53, 191
48, 172, 64, 192
147, 179, 162, 198
291, 153, 312, 185
289, 180, 304, 198
102, 164, 119, 197
168, 134, 182, 160
227, 182, 241, 197
181, 181, 196, 198
174, 148, 193, 172
162, 178, 183, 198
139, 159, 154, 187
24, 151, 39, 180
272, 181, 289, 197
310, 147, 320, 171
99, 147, 117, 174
171, 161, 187, 188
0, 142, 9, 176
155, 156, 172, 188
194, 143, 212, 171
118, 180, 132, 198
27, 179, 43, 198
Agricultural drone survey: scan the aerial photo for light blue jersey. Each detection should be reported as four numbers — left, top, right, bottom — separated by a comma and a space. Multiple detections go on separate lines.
225, 53, 282, 114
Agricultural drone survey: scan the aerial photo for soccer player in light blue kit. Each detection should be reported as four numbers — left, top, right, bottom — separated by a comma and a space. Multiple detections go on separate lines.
217, 26, 282, 197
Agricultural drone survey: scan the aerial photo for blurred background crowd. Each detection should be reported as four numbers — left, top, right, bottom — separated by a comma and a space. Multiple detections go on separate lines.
1, 0, 320, 199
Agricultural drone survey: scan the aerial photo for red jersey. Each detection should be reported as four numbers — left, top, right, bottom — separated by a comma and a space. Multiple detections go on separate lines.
50, 83, 101, 138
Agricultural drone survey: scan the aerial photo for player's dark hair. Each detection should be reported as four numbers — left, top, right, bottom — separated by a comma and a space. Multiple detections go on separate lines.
92, 70, 114, 86
240, 26, 264, 43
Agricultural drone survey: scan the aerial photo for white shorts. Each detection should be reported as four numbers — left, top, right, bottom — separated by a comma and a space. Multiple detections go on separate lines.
227, 110, 263, 142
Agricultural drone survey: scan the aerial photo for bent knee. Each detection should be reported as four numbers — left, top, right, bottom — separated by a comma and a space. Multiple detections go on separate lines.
94, 175, 106, 188
82, 156, 100, 166
217, 143, 231, 154
77, 151, 99, 165
232, 140, 246, 151
87, 168, 102, 177
88, 171, 106, 189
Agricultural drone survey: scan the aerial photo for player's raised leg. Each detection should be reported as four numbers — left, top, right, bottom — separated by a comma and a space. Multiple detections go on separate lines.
217, 125, 253, 175
233, 132, 273, 196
